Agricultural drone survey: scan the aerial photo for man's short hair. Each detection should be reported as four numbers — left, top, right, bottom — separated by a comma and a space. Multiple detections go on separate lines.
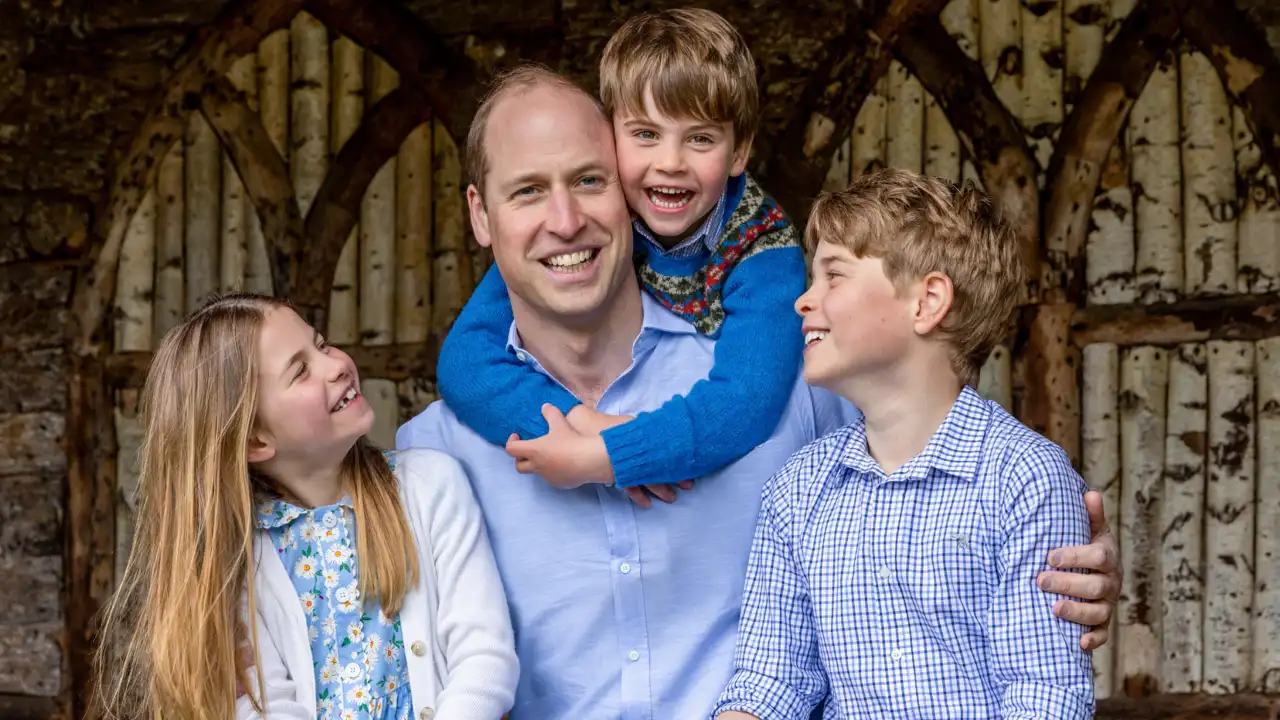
598, 8, 758, 148
464, 63, 606, 200
805, 168, 1026, 378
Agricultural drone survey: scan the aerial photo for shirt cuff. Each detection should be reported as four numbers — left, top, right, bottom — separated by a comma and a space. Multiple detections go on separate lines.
712, 669, 812, 720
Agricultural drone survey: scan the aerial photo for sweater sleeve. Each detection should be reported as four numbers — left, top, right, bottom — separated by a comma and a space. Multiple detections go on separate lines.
235, 602, 313, 720
436, 263, 581, 444
409, 449, 520, 719
602, 244, 806, 487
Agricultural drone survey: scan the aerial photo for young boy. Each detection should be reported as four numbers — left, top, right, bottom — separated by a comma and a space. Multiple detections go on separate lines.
713, 169, 1095, 719
434, 9, 807, 493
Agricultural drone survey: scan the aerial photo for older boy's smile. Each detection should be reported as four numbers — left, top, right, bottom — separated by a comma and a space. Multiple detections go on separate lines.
803, 327, 829, 351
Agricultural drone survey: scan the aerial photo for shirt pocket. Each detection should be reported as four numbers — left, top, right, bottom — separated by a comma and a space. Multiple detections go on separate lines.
912, 526, 995, 676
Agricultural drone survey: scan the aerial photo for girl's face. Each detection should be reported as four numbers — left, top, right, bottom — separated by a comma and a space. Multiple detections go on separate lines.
250, 307, 374, 471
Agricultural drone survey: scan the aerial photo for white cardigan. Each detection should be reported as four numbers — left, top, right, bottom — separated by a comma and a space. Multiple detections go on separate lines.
235, 448, 519, 720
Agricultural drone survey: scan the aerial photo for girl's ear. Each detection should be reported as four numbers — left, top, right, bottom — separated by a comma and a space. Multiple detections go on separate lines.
247, 429, 275, 465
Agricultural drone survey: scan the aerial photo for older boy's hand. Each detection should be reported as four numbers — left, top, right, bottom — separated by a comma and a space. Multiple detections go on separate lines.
1036, 490, 1122, 650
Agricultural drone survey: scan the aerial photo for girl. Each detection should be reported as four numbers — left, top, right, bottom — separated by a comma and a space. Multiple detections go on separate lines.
89, 293, 519, 719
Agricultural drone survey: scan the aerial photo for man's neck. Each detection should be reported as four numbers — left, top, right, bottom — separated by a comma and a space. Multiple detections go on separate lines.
510, 276, 645, 407
836, 353, 965, 475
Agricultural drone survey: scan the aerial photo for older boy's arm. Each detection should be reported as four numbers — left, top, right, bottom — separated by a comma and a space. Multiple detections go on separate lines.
713, 475, 827, 720
602, 245, 807, 487
991, 443, 1095, 719
1038, 490, 1122, 649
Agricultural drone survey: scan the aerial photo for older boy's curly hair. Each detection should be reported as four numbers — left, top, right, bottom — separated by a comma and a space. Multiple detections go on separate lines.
599, 8, 758, 148
805, 168, 1025, 378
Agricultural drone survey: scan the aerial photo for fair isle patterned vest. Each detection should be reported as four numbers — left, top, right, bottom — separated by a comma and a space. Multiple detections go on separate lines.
637, 173, 801, 337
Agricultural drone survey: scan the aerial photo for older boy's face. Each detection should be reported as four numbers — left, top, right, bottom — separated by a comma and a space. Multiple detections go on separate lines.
467, 85, 635, 327
795, 241, 917, 391
613, 87, 750, 244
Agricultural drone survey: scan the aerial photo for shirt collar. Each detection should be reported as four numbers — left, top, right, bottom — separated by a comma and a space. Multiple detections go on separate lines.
633, 181, 730, 257
504, 291, 698, 356
838, 385, 989, 483
255, 494, 354, 530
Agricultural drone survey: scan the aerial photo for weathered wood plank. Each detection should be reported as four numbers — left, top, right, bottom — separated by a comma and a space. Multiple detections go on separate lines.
1071, 294, 1280, 347
1081, 342, 1120, 697
1253, 337, 1280, 692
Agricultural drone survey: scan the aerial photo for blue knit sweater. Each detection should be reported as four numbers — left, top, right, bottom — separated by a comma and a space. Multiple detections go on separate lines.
434, 173, 806, 487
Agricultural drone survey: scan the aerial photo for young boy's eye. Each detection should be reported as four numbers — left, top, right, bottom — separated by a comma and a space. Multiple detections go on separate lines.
690, 134, 714, 145
635, 129, 658, 141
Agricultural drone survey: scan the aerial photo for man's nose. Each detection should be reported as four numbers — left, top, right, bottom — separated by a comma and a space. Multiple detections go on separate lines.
546, 187, 586, 239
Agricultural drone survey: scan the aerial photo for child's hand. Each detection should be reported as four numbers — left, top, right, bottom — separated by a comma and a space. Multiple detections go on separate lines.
566, 404, 633, 434
621, 480, 696, 508
506, 404, 616, 487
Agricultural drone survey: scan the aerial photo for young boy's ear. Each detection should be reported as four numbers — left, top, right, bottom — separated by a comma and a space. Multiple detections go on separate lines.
730, 134, 753, 177
913, 271, 954, 336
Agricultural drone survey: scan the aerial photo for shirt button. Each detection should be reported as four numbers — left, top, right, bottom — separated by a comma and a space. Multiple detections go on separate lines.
891, 648, 904, 661
419, 708, 435, 720
410, 640, 426, 657
515, 351, 528, 362
628, 650, 640, 662
620, 562, 631, 574
878, 566, 891, 579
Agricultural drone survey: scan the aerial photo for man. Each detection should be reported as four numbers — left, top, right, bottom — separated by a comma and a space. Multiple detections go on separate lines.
396, 66, 1120, 720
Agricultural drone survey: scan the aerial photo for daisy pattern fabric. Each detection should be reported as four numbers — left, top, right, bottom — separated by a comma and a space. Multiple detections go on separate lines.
257, 487, 412, 719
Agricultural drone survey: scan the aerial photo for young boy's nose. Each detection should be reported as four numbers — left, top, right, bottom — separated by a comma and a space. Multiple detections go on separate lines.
653, 142, 686, 174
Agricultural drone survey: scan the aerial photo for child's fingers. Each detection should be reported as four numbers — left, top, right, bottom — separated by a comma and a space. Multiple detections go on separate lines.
647, 484, 677, 503
624, 486, 652, 508
676, 480, 695, 490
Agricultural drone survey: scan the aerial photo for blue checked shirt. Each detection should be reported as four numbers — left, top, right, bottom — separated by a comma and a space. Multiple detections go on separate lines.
714, 386, 1095, 719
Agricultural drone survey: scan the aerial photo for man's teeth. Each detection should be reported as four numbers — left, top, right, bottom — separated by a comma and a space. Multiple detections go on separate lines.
805, 330, 828, 346
334, 386, 358, 411
647, 187, 692, 209
544, 249, 595, 272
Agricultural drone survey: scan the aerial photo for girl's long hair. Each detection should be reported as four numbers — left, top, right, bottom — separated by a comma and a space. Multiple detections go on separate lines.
88, 293, 418, 719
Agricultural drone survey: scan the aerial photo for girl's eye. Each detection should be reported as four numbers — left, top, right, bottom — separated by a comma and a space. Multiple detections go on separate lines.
294, 362, 308, 381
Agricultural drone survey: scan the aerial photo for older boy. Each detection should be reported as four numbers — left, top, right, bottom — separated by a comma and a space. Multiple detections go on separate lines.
715, 170, 1095, 719
434, 9, 807, 496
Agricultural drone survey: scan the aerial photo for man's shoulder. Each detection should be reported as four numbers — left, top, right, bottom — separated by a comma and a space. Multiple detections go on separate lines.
395, 398, 459, 452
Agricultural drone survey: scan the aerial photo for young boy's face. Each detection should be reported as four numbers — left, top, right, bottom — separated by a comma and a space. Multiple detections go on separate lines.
612, 87, 750, 244
795, 240, 917, 392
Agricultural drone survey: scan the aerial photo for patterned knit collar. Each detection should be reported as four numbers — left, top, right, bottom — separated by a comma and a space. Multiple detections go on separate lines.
255, 494, 354, 530
632, 174, 740, 257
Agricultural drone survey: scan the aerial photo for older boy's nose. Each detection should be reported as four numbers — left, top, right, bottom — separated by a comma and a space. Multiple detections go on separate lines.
545, 187, 586, 238
795, 288, 815, 316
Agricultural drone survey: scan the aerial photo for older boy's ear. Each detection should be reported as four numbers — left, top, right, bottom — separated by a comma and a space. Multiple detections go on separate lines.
913, 271, 954, 336
247, 430, 275, 465
730, 135, 753, 177
467, 184, 493, 248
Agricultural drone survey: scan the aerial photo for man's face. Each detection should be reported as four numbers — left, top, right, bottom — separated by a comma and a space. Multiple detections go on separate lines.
467, 84, 635, 328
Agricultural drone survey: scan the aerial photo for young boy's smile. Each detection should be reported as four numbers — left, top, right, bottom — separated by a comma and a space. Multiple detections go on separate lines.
614, 87, 750, 245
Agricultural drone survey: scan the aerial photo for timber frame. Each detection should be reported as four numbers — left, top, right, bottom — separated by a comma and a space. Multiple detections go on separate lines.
62, 0, 1280, 715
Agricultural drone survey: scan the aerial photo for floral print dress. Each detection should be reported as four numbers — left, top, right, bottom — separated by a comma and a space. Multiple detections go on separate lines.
258, 489, 414, 719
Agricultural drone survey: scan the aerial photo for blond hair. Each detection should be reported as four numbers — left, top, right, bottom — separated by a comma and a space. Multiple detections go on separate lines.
806, 168, 1025, 377
599, 8, 758, 148
465, 63, 605, 199
88, 293, 418, 719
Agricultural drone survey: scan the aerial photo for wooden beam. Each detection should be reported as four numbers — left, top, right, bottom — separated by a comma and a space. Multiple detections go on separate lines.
1042, 0, 1189, 303
1183, 0, 1280, 181
0, 694, 66, 720
896, 14, 1041, 302
1018, 303, 1081, 464
297, 85, 432, 328
756, 0, 950, 223
1095, 693, 1280, 719
197, 74, 304, 302
1072, 294, 1280, 348
69, 0, 304, 355
105, 340, 440, 390
64, 356, 116, 719
302, 0, 483, 148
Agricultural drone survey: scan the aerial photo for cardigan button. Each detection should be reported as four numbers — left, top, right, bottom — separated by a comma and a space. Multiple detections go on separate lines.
410, 640, 427, 657
419, 708, 435, 720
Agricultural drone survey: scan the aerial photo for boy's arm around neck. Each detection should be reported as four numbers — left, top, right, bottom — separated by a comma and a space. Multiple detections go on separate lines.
603, 243, 807, 486
435, 263, 582, 445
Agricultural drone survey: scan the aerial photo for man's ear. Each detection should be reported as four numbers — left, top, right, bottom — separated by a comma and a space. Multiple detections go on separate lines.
247, 428, 275, 465
730, 134, 753, 177
467, 184, 492, 248
913, 271, 954, 336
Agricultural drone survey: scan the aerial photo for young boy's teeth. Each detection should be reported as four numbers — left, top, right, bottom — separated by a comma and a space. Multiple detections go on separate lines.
647, 187, 692, 209
544, 249, 595, 272
805, 330, 828, 346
